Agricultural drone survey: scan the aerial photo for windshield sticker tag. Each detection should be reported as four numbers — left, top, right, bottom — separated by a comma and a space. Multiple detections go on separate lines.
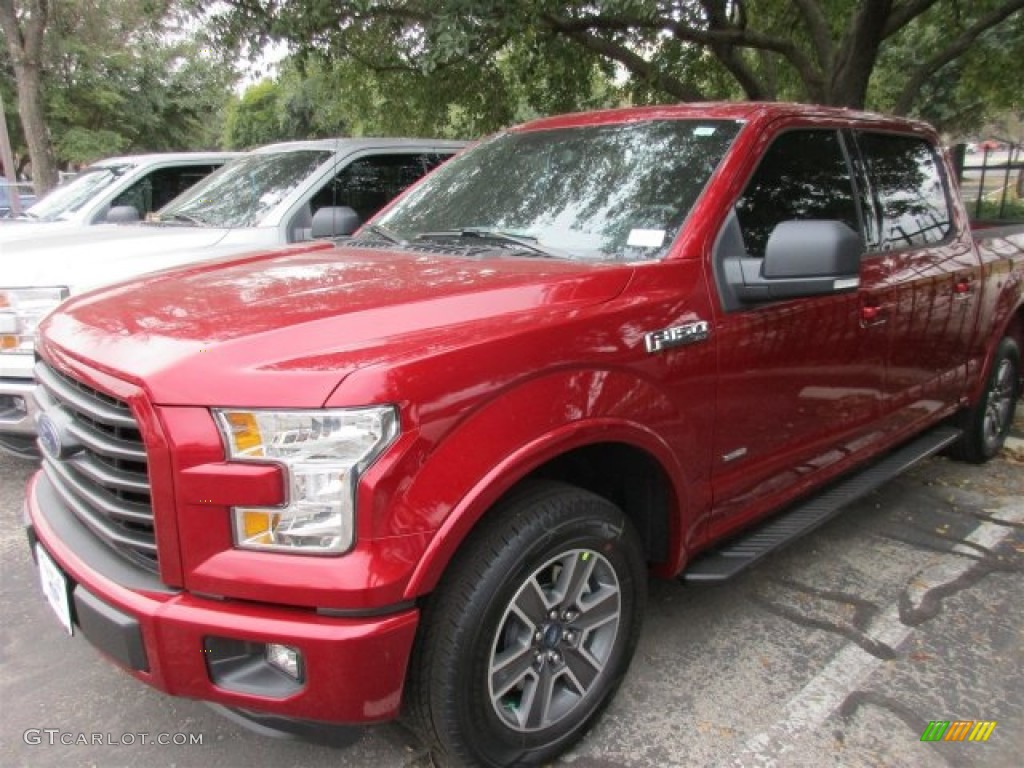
694, 126, 717, 136
627, 229, 666, 248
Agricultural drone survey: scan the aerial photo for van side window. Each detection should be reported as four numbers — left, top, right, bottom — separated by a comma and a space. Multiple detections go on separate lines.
735, 130, 859, 258
857, 133, 952, 249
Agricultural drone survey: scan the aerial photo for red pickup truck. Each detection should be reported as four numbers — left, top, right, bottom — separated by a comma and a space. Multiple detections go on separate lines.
25, 103, 1023, 767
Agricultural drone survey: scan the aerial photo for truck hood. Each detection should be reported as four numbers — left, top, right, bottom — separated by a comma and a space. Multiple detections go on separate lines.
0, 224, 272, 291
40, 244, 633, 407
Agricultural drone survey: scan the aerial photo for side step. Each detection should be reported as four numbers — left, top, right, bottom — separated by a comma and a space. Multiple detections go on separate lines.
682, 425, 963, 583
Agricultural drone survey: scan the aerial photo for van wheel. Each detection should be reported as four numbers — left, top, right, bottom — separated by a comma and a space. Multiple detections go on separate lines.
405, 482, 646, 767
950, 337, 1020, 464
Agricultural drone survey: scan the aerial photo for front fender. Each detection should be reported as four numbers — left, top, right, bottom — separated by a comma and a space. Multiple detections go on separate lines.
392, 368, 696, 599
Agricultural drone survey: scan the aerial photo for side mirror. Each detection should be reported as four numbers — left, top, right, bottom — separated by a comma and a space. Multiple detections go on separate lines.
733, 220, 864, 302
311, 206, 361, 239
106, 205, 141, 223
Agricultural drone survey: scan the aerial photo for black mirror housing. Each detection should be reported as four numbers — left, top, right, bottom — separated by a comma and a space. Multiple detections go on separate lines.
731, 220, 864, 302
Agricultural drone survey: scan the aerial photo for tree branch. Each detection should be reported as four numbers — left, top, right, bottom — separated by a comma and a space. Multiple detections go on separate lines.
544, 8, 824, 98
829, 0, 894, 105
789, 0, 834, 69
882, 0, 943, 38
698, 0, 774, 100
0, 1, 24, 59
542, 15, 705, 101
671, 20, 826, 99
893, 0, 1024, 114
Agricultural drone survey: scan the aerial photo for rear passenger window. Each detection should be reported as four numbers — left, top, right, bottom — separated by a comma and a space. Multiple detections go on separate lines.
735, 130, 860, 258
857, 133, 951, 249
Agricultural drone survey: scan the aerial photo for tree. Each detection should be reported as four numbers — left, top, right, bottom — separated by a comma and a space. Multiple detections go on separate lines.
0, 49, 29, 174
868, 1, 1024, 131
222, 36, 618, 145
0, 0, 58, 192
206, 1, 1024, 121
2, 0, 238, 181
222, 80, 283, 148
43, 1, 237, 160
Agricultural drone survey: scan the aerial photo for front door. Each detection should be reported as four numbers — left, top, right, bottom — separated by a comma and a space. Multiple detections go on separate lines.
708, 127, 890, 539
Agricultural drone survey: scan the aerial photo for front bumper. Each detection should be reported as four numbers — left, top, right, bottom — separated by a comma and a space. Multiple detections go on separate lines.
26, 470, 420, 724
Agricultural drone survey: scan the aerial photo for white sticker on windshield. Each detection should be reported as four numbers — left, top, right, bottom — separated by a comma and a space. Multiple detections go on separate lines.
627, 229, 666, 248
694, 126, 717, 137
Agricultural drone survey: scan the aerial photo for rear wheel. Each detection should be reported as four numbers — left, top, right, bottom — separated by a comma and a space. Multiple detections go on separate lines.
406, 481, 646, 767
949, 337, 1020, 463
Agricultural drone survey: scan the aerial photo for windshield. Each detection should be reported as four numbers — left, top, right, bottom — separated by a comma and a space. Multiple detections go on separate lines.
157, 149, 333, 228
23, 165, 132, 221
374, 119, 741, 261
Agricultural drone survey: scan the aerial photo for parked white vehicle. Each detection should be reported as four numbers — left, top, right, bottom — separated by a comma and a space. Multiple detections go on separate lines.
0, 137, 468, 455
0, 153, 239, 242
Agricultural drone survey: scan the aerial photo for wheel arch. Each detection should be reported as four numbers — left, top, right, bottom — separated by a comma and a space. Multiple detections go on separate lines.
972, 299, 1024, 403
1004, 306, 1024, 384
402, 426, 690, 601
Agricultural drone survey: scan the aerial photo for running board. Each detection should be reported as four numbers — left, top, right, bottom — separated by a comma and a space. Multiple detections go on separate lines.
682, 425, 963, 583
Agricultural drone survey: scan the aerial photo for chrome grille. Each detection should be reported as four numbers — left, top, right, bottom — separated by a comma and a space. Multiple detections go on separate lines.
34, 361, 157, 572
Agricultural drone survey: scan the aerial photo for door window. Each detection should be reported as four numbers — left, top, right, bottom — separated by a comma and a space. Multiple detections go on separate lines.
108, 164, 224, 220
735, 130, 861, 258
856, 133, 952, 250
310, 153, 450, 223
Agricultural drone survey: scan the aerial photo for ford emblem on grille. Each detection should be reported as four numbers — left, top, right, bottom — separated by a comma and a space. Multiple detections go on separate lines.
37, 409, 82, 460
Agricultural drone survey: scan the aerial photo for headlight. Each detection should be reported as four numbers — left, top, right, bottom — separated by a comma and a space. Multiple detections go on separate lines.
213, 407, 399, 554
0, 286, 69, 354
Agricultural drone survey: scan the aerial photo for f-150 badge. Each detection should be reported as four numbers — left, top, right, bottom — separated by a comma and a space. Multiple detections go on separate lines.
644, 321, 711, 353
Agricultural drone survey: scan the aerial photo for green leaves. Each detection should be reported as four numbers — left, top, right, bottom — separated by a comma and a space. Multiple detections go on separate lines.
5, 0, 238, 166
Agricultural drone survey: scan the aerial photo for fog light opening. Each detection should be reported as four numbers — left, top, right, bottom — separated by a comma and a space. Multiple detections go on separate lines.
0, 394, 27, 418
266, 643, 303, 681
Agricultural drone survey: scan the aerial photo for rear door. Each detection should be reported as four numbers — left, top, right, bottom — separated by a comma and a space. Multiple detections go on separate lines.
708, 127, 890, 537
853, 132, 978, 436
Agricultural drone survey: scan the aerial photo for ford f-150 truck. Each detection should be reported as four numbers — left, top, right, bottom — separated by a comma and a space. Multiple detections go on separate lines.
0, 138, 467, 456
24, 104, 1023, 767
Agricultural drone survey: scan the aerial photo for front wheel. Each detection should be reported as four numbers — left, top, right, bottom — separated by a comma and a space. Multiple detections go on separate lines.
949, 336, 1020, 463
406, 482, 646, 767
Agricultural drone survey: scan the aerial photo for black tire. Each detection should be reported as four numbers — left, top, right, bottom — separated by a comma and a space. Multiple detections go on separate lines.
405, 481, 646, 767
949, 337, 1020, 464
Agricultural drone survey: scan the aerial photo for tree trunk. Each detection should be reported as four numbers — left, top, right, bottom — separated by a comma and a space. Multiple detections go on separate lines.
12, 58, 56, 192
0, 0, 58, 194
827, 0, 894, 108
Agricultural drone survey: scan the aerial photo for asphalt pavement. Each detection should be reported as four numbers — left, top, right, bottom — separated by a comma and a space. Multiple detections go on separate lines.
1, 413, 1022, 767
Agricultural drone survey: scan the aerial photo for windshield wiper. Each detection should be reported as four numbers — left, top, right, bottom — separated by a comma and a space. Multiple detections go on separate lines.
363, 223, 407, 245
415, 228, 567, 259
